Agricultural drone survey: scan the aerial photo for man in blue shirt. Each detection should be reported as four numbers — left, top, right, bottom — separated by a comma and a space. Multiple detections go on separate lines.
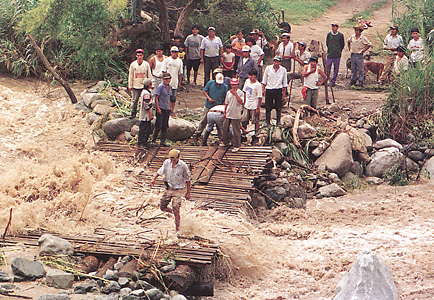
152, 73, 172, 146
195, 72, 228, 138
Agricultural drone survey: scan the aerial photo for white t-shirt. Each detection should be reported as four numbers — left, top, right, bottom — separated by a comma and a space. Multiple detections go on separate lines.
225, 89, 244, 119
250, 45, 264, 66
276, 42, 294, 58
162, 57, 183, 89
242, 79, 262, 110
407, 38, 424, 62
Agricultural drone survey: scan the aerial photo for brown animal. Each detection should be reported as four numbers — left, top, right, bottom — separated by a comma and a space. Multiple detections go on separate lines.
346, 58, 351, 78
268, 35, 280, 57
364, 62, 384, 82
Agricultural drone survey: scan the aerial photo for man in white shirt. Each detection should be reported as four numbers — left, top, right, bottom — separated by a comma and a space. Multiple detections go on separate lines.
379, 25, 403, 85
262, 56, 288, 125
276, 33, 294, 72
200, 27, 223, 85
150, 148, 191, 231
162, 46, 183, 115
128, 48, 152, 119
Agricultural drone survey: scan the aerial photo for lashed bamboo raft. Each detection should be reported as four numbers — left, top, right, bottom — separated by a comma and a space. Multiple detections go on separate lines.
3, 232, 219, 265
96, 142, 272, 215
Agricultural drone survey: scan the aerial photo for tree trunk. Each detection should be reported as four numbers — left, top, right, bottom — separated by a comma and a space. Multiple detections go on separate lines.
174, 0, 201, 37
155, 0, 170, 44
28, 34, 77, 104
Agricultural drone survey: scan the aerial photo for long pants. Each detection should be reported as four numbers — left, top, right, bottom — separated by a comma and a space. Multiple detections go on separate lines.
326, 57, 341, 84
265, 88, 283, 125
196, 106, 210, 135
131, 0, 143, 22
131, 88, 143, 117
138, 120, 151, 145
204, 56, 220, 85
304, 88, 319, 109
350, 53, 364, 85
206, 111, 224, 133
222, 118, 241, 148
152, 109, 170, 144
379, 54, 395, 84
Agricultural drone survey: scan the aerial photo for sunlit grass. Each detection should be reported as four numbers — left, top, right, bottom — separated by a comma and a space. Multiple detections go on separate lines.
270, 0, 335, 24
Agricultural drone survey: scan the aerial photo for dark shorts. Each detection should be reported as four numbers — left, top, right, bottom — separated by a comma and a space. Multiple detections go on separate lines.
170, 89, 177, 103
186, 59, 201, 71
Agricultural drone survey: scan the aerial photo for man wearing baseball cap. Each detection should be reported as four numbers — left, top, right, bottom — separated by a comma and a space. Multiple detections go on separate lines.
222, 78, 244, 152
379, 25, 403, 85
128, 49, 152, 119
195, 71, 228, 138
236, 45, 258, 89
152, 73, 172, 146
326, 21, 345, 87
289, 41, 311, 84
200, 27, 223, 85
150, 148, 191, 231
162, 46, 183, 115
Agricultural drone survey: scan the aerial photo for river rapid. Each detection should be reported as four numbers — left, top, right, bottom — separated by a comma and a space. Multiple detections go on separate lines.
1, 76, 434, 299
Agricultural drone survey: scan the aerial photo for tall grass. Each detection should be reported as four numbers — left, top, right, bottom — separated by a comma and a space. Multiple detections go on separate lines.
270, 0, 335, 24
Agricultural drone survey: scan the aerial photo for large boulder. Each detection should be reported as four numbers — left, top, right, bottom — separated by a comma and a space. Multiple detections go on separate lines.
317, 183, 346, 198
422, 156, 434, 178
103, 118, 140, 140
314, 133, 354, 177
90, 99, 113, 109
80, 92, 103, 107
38, 234, 74, 256
167, 118, 195, 141
11, 258, 46, 280
86, 81, 107, 93
334, 250, 398, 300
38, 295, 71, 300
93, 104, 114, 115
366, 147, 404, 178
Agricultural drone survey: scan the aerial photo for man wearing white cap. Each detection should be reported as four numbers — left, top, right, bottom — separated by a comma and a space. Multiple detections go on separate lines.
195, 72, 228, 137
200, 27, 223, 85
236, 45, 258, 89
262, 56, 287, 125
162, 46, 183, 115
150, 148, 191, 231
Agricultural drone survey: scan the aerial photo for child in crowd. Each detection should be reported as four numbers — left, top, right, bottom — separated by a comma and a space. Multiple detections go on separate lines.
242, 69, 262, 139
138, 79, 154, 148
407, 27, 424, 64
222, 44, 235, 78
178, 43, 187, 82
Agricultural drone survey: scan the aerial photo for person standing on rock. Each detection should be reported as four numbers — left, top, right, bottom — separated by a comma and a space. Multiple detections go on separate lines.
236, 45, 258, 89
262, 56, 287, 125
128, 49, 152, 119
150, 148, 191, 232
137, 79, 154, 148
195, 72, 228, 138
326, 21, 345, 87
200, 27, 223, 86
162, 46, 183, 116
184, 25, 204, 86
222, 78, 244, 152
379, 25, 403, 85
149, 45, 166, 95
242, 68, 262, 138
302, 56, 327, 109
152, 73, 172, 146
347, 24, 372, 87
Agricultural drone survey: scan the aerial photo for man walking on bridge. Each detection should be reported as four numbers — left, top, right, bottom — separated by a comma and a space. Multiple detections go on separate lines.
150, 148, 191, 231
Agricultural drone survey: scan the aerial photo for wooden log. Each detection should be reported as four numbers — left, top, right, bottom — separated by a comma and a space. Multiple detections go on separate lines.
96, 257, 116, 278
117, 259, 138, 278
78, 255, 100, 273
163, 264, 196, 292
198, 147, 227, 184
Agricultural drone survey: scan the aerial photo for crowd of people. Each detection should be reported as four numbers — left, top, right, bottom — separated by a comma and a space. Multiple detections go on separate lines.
134, 23, 425, 232
128, 23, 424, 151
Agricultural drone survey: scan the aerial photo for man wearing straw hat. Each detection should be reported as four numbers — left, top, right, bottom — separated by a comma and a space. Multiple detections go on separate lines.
347, 24, 372, 87
150, 148, 191, 231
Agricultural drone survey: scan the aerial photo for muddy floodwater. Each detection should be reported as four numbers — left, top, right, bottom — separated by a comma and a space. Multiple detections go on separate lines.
1, 75, 434, 300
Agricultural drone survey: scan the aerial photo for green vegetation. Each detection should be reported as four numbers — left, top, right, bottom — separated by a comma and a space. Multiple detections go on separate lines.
270, 0, 335, 24
341, 0, 388, 28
